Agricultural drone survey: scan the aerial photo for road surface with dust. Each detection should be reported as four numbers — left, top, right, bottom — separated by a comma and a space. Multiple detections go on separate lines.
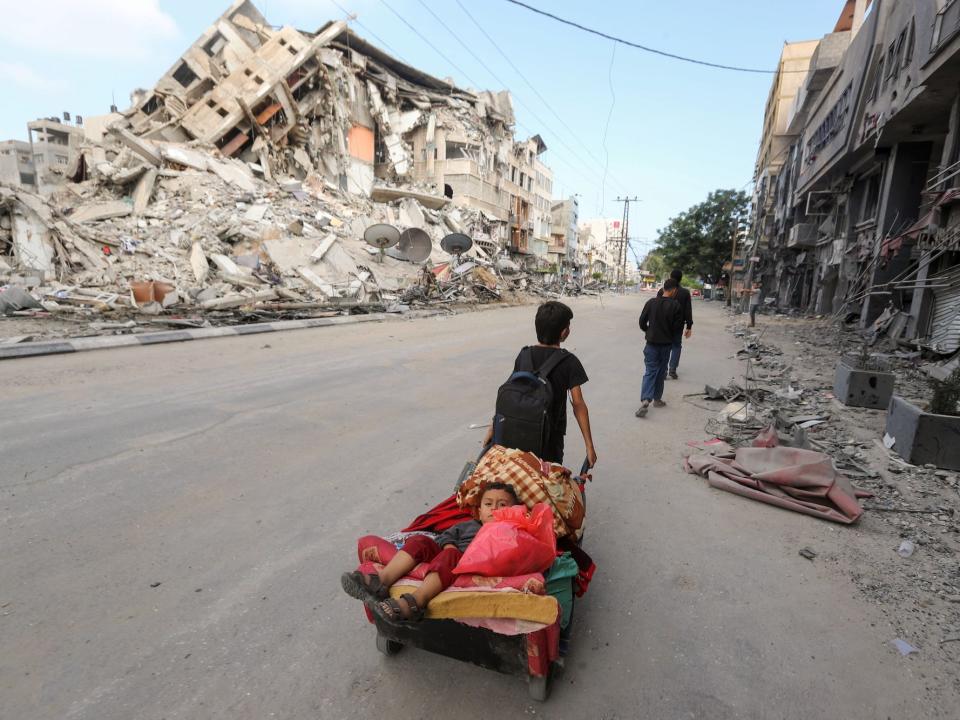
0, 294, 935, 719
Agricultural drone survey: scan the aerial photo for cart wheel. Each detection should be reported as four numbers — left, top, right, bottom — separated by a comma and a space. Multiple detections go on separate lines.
527, 672, 550, 702
375, 634, 403, 656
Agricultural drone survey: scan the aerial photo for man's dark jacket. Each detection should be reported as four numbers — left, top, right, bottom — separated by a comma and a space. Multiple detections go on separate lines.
640, 295, 685, 344
657, 286, 693, 329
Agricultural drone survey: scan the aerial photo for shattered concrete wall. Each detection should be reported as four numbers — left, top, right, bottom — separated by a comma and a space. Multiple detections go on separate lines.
0, 1, 574, 332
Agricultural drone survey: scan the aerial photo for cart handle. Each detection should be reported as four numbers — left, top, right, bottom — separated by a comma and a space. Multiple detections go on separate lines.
579, 457, 593, 481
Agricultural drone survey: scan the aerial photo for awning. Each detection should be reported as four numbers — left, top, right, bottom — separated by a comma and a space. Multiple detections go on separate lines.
936, 187, 960, 207
880, 210, 934, 257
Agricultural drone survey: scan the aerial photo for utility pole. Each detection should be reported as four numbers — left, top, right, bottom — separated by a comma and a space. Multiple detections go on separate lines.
727, 216, 738, 307
615, 196, 639, 292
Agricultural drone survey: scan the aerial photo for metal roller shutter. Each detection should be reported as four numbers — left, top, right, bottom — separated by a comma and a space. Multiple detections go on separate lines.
929, 265, 960, 353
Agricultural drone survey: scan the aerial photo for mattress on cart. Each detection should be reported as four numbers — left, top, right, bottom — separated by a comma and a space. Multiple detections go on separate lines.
357, 560, 559, 633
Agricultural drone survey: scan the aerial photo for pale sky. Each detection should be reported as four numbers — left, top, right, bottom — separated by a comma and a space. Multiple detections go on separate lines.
0, 0, 846, 256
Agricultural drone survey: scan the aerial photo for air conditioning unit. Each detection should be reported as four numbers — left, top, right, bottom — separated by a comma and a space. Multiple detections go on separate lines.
787, 223, 818, 248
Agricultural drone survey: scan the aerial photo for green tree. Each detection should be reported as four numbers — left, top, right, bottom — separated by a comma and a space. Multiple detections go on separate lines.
655, 189, 749, 282
641, 250, 668, 280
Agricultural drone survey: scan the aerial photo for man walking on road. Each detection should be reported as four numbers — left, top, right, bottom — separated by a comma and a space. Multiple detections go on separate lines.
637, 278, 685, 418
748, 283, 762, 327
664, 269, 693, 379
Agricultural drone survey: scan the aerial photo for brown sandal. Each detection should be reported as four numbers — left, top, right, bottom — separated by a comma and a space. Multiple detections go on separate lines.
341, 571, 389, 601
370, 594, 425, 623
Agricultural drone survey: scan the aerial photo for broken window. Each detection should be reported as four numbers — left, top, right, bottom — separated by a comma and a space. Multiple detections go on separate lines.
206, 99, 228, 118
141, 94, 162, 115
905, 22, 915, 65
871, 57, 884, 100
55, 155, 68, 165
203, 32, 226, 57
172, 61, 199, 88
445, 141, 469, 159
861, 174, 881, 221
892, 30, 906, 80
444, 183, 453, 198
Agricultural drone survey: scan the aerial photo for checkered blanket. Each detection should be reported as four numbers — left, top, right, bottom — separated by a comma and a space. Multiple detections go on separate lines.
457, 445, 585, 539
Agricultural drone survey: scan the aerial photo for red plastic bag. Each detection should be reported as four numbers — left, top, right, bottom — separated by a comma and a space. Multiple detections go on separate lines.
453, 503, 557, 577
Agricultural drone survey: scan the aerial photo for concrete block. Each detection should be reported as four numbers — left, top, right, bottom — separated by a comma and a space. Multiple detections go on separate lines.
886, 395, 960, 470
833, 359, 895, 409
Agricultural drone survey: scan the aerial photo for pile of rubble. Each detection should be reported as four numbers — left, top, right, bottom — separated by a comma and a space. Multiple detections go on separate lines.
699, 310, 960, 696
0, 1, 585, 341
0, 143, 505, 316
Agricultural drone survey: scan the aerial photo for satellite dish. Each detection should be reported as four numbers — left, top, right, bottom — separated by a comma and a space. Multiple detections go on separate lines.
363, 223, 400, 262
364, 223, 400, 248
440, 233, 473, 256
398, 228, 433, 263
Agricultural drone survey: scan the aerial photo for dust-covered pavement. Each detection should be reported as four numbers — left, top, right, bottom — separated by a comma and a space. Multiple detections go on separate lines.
725, 308, 960, 715
0, 294, 947, 719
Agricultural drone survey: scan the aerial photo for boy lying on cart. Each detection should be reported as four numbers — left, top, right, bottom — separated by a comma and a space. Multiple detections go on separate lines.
341, 482, 520, 622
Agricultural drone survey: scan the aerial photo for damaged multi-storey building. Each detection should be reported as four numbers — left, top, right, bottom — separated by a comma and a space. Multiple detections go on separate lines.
116, 0, 566, 264
745, 0, 960, 356
1, 0, 583, 329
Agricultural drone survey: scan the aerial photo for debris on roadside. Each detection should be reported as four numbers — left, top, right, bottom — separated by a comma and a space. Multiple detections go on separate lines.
0, 3, 596, 344
891, 638, 920, 657
702, 310, 960, 689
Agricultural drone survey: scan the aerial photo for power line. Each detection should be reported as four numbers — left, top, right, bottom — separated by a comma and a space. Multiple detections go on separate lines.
334, 1, 603, 198
379, 0, 482, 88
414, 0, 620, 195
329, 0, 411, 64
601, 42, 617, 215
513, 119, 601, 192
502, 0, 779, 74
454, 0, 632, 192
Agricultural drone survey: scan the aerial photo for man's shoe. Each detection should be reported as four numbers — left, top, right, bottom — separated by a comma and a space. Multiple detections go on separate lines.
653, 400, 667, 408
668, 370, 679, 380
635, 403, 649, 418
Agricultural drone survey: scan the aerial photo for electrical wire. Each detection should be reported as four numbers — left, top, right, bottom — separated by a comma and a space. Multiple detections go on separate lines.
334, 0, 605, 201
379, 0, 482, 89
329, 0, 411, 64
502, 0, 779, 74
412, 0, 627, 198
454, 0, 632, 192
601, 42, 617, 215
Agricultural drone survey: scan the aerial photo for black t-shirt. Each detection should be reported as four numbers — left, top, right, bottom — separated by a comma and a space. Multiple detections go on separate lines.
512, 346, 589, 464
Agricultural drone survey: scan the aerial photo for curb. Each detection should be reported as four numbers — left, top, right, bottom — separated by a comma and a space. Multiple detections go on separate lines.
0, 310, 443, 362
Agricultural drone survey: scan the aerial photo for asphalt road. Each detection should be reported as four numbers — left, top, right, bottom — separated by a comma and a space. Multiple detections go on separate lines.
0, 294, 933, 719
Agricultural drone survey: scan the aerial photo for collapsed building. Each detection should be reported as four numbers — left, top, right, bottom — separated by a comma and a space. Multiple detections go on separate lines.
0, 0, 581, 331
744, 0, 960, 357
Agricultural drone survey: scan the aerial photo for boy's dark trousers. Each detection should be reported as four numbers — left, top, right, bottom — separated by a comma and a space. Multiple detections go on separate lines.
669, 332, 683, 372
642, 342, 672, 401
